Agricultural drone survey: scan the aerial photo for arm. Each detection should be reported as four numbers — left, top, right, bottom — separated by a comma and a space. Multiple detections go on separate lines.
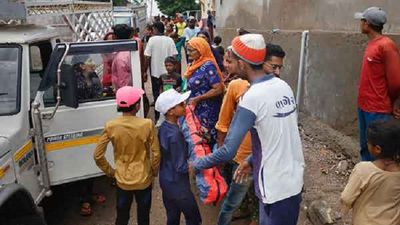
170, 134, 189, 174
143, 39, 152, 76
215, 82, 240, 147
159, 78, 164, 93
384, 43, 400, 103
93, 128, 115, 177
190, 65, 224, 105
148, 121, 161, 176
192, 106, 256, 170
191, 83, 224, 104
340, 164, 364, 210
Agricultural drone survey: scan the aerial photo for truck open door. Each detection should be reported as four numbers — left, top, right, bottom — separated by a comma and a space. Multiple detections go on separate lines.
32, 40, 142, 187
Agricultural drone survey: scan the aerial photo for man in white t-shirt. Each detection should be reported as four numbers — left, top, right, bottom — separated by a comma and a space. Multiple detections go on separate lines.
183, 17, 200, 43
144, 21, 178, 120
192, 34, 305, 225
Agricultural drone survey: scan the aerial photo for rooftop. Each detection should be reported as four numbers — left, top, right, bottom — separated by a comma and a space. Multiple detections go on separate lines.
0, 24, 59, 44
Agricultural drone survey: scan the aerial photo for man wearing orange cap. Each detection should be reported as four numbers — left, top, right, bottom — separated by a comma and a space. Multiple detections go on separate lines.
192, 34, 304, 225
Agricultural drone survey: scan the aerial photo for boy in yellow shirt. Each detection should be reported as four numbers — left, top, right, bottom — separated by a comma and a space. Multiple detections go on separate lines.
94, 86, 160, 225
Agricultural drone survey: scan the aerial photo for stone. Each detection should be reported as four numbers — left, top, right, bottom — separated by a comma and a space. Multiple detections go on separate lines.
337, 160, 349, 172
307, 200, 334, 225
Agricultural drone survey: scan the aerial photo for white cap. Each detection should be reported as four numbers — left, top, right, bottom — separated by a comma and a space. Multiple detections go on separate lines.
155, 89, 191, 115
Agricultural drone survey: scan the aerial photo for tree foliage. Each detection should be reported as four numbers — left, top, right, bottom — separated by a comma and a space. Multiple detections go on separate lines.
154, 0, 200, 17
112, 0, 126, 6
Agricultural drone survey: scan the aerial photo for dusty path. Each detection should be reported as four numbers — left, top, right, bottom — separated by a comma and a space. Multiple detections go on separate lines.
43, 64, 357, 224
43, 114, 357, 225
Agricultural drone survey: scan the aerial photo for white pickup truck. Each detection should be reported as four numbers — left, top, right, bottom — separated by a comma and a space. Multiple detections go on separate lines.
0, 1, 143, 222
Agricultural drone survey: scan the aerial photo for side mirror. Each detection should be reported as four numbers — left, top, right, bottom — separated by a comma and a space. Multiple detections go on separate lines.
59, 64, 78, 108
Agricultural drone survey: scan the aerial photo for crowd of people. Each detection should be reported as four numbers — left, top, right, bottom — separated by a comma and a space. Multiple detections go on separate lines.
86, 6, 400, 225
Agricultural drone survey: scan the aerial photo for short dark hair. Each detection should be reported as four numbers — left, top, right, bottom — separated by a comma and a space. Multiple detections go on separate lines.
213, 36, 222, 45
265, 43, 286, 60
153, 22, 165, 34
237, 28, 250, 36
362, 19, 384, 33
169, 32, 179, 39
231, 51, 263, 70
113, 24, 133, 40
369, 23, 384, 33
117, 99, 141, 112
367, 119, 400, 163
165, 56, 177, 65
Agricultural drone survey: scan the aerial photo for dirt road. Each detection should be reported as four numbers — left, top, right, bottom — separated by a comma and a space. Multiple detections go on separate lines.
42, 113, 356, 225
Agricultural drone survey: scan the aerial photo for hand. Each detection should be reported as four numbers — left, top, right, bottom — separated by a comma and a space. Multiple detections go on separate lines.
394, 108, 400, 119
233, 161, 252, 184
188, 97, 200, 108
188, 162, 195, 177
393, 98, 400, 119
393, 106, 400, 119
142, 72, 148, 83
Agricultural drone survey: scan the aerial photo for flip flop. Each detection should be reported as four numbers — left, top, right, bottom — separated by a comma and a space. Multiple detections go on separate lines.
80, 202, 92, 216
92, 193, 106, 204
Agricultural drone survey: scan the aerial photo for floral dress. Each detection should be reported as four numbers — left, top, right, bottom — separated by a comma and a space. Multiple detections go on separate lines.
187, 61, 222, 144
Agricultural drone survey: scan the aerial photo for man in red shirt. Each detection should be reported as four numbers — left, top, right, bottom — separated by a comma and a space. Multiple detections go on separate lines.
355, 7, 400, 161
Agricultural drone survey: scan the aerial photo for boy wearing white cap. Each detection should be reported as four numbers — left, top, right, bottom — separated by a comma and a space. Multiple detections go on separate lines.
94, 86, 160, 225
155, 89, 202, 225
192, 34, 305, 225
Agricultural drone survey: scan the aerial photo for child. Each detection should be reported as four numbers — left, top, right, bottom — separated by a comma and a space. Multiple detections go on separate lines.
94, 86, 161, 225
212, 35, 225, 57
341, 119, 400, 225
155, 89, 202, 225
156, 57, 183, 127
160, 56, 182, 93
169, 32, 185, 75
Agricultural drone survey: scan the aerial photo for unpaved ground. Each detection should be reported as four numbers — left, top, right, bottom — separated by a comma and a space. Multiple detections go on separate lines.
43, 74, 359, 224
43, 113, 358, 225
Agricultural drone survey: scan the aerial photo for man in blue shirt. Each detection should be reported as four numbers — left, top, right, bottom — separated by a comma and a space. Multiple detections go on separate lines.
191, 34, 305, 225
155, 89, 202, 225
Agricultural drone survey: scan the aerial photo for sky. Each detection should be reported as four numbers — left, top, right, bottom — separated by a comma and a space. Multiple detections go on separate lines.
146, 0, 162, 18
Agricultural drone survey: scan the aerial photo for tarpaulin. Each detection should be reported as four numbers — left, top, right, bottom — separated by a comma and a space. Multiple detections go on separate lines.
180, 105, 227, 205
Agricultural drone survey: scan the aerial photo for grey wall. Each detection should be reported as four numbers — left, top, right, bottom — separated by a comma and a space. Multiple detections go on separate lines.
215, 0, 400, 34
215, 0, 400, 136
217, 28, 400, 136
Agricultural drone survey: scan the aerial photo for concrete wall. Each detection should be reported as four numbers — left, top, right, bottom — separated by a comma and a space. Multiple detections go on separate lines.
217, 28, 400, 136
215, 0, 400, 33
215, 0, 400, 136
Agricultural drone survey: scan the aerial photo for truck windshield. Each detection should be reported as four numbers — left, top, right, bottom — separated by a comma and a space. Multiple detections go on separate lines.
0, 46, 21, 116
114, 17, 132, 26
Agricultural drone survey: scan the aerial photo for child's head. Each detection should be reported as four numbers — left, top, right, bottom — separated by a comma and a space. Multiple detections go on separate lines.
116, 86, 144, 114
214, 36, 222, 45
155, 89, 191, 118
164, 56, 177, 74
169, 32, 179, 42
367, 119, 400, 163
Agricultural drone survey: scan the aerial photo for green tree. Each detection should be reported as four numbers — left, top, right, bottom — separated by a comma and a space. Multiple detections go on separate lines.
155, 0, 200, 17
112, 0, 126, 6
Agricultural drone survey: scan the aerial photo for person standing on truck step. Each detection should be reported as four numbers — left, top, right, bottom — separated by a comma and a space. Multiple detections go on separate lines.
155, 89, 202, 225
112, 24, 134, 90
191, 34, 305, 225
94, 86, 161, 225
354, 7, 400, 161
144, 21, 178, 122
175, 14, 186, 38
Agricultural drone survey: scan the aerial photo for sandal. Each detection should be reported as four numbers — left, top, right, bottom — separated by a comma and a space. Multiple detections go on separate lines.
80, 202, 92, 216
92, 193, 106, 204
